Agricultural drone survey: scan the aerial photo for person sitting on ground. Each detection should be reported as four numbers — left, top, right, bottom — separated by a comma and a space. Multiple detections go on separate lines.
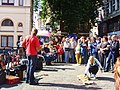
42, 43, 53, 65
84, 56, 103, 79
114, 56, 120, 90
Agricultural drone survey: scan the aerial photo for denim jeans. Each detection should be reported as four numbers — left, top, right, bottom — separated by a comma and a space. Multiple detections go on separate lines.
90, 53, 97, 59
98, 51, 106, 68
70, 49, 75, 63
64, 51, 70, 63
81, 48, 88, 64
26, 55, 37, 83
105, 51, 116, 71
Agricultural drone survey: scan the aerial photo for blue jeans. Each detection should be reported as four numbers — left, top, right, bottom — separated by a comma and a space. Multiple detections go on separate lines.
81, 48, 88, 64
90, 53, 97, 59
105, 51, 116, 71
70, 49, 75, 63
26, 55, 37, 83
64, 51, 70, 63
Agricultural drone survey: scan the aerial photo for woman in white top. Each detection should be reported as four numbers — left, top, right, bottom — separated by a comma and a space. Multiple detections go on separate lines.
84, 56, 103, 79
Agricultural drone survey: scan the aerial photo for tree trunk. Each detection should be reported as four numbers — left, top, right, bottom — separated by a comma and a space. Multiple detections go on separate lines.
60, 20, 64, 32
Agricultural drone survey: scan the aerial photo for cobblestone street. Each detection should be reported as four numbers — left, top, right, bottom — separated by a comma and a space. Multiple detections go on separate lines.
0, 63, 115, 90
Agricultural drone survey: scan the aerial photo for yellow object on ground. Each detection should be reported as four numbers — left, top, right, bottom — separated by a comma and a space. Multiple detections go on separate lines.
77, 74, 96, 85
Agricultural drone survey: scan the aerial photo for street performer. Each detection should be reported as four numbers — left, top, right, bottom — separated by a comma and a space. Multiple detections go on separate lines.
22, 28, 42, 85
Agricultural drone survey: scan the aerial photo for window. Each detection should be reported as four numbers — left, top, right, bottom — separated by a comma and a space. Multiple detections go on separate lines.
117, 0, 119, 10
1, 36, 13, 47
19, 0, 23, 6
1, 19, 14, 26
2, 0, 14, 5
112, 0, 115, 12
8, 36, 13, 47
114, 22, 119, 31
18, 22, 23, 27
109, 1, 112, 13
1, 36, 7, 47
108, 23, 114, 32
106, 2, 109, 15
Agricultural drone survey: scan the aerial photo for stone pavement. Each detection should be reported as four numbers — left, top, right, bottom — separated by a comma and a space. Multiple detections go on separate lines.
0, 63, 115, 90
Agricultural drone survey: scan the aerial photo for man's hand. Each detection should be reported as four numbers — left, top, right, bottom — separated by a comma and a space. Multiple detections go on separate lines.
36, 45, 42, 52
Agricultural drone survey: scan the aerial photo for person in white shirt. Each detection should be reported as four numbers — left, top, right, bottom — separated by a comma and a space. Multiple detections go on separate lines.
63, 38, 71, 63
84, 56, 103, 79
69, 37, 76, 63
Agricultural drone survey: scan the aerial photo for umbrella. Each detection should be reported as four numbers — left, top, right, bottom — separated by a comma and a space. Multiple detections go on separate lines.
37, 30, 52, 37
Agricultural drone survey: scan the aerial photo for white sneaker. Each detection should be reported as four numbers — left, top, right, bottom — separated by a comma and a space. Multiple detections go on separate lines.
93, 75, 96, 80
90, 74, 94, 78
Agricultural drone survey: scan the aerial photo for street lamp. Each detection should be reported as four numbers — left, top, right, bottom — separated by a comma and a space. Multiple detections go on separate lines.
46, 23, 51, 32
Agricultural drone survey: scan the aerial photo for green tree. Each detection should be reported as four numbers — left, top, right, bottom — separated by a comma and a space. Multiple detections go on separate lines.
34, 0, 102, 34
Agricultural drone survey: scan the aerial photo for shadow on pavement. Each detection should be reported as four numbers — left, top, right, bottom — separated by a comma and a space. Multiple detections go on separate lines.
54, 67, 75, 71
42, 68, 58, 72
97, 77, 115, 82
37, 83, 102, 89
0, 82, 22, 89
44, 66, 75, 71
50, 63, 73, 66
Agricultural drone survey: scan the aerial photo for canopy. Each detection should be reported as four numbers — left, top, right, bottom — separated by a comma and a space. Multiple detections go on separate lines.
37, 30, 52, 37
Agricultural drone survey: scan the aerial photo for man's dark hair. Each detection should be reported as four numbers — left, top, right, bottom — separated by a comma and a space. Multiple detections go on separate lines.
32, 28, 38, 36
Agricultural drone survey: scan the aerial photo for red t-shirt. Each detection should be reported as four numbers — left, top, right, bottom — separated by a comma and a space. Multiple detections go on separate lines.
22, 35, 40, 55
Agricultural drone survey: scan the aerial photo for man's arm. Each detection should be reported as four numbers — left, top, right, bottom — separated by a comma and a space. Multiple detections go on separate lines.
22, 38, 26, 49
35, 37, 42, 52
84, 60, 90, 75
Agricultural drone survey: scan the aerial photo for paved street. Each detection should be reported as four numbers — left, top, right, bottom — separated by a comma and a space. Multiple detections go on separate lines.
0, 63, 115, 90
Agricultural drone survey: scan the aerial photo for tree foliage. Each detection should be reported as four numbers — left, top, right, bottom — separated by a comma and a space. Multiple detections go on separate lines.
34, 0, 102, 33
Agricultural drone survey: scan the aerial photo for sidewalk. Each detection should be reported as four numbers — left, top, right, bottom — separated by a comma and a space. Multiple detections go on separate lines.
0, 63, 115, 90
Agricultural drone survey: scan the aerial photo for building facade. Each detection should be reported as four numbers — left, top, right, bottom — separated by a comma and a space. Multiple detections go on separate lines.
0, 0, 31, 48
99, 0, 120, 36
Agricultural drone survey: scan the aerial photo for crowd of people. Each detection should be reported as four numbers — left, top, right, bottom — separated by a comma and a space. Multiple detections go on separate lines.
18, 32, 119, 72
34, 34, 119, 79
52, 35, 119, 71
16, 27, 120, 86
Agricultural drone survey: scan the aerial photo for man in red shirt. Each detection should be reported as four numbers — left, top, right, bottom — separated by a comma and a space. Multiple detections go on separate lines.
22, 28, 41, 85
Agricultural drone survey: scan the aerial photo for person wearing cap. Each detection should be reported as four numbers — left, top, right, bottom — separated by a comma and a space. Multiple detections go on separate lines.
22, 28, 41, 85
104, 35, 119, 72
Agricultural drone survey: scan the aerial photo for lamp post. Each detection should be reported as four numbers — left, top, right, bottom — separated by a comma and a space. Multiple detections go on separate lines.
46, 23, 51, 32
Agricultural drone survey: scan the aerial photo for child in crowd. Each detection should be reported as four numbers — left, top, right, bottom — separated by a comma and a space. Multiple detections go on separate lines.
57, 44, 64, 62
84, 56, 103, 79
114, 56, 120, 90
